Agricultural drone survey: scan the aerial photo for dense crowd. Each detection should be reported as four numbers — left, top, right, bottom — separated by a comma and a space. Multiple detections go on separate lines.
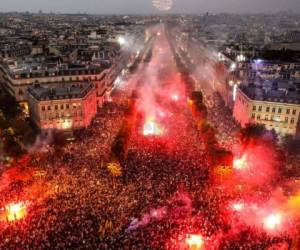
0, 31, 295, 250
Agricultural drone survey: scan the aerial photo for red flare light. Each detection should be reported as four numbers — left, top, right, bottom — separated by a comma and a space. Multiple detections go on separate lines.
5, 202, 27, 222
186, 234, 204, 250
171, 94, 179, 101
233, 155, 247, 170
143, 117, 164, 136
263, 213, 282, 231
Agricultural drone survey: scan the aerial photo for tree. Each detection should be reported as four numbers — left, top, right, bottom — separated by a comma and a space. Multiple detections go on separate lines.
238, 123, 267, 145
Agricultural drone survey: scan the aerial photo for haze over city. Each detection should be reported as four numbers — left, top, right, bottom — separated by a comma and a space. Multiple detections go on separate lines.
1, 0, 300, 14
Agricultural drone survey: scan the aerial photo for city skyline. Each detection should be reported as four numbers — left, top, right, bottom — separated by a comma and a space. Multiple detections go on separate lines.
1, 0, 300, 14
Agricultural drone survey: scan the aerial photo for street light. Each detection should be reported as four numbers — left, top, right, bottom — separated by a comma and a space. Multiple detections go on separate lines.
117, 36, 126, 46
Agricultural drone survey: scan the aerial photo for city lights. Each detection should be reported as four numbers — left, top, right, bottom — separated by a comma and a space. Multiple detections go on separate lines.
118, 36, 126, 46
233, 83, 238, 101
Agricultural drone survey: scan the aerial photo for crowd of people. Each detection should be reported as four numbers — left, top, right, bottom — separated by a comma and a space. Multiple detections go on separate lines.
0, 30, 296, 250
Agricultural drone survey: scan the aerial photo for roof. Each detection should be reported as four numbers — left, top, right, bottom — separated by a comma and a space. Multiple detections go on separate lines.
240, 85, 300, 104
27, 81, 94, 101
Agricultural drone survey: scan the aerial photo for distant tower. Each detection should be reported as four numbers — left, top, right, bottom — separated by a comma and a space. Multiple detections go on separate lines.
152, 0, 173, 11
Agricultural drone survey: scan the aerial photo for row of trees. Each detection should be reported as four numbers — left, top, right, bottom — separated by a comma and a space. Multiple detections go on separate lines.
0, 94, 37, 159
167, 30, 234, 169
108, 94, 137, 176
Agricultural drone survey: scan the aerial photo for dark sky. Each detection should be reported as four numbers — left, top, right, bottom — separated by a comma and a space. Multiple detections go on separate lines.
1, 0, 299, 14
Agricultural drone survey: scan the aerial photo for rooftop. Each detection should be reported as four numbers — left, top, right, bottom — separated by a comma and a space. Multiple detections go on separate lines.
240, 84, 300, 104
28, 82, 94, 101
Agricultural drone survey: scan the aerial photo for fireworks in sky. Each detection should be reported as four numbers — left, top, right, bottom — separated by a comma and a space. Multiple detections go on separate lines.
152, 0, 173, 11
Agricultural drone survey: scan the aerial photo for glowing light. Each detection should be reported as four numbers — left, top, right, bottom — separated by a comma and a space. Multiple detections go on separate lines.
263, 213, 282, 230
232, 202, 244, 211
5, 202, 27, 222
237, 54, 246, 62
186, 234, 204, 250
117, 36, 126, 46
233, 84, 238, 101
230, 63, 237, 71
62, 119, 72, 130
171, 94, 179, 101
159, 111, 166, 117
152, 0, 173, 11
143, 117, 163, 136
107, 162, 122, 177
233, 155, 247, 170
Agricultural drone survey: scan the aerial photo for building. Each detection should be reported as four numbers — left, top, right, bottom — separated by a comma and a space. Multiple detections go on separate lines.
0, 63, 109, 112
27, 82, 97, 132
233, 85, 300, 135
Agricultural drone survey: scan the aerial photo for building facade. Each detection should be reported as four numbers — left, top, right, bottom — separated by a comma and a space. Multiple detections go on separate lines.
27, 82, 97, 131
233, 87, 300, 135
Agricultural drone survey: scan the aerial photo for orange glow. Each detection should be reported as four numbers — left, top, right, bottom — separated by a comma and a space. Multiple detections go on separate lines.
143, 117, 163, 136
5, 202, 27, 222
186, 234, 204, 250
